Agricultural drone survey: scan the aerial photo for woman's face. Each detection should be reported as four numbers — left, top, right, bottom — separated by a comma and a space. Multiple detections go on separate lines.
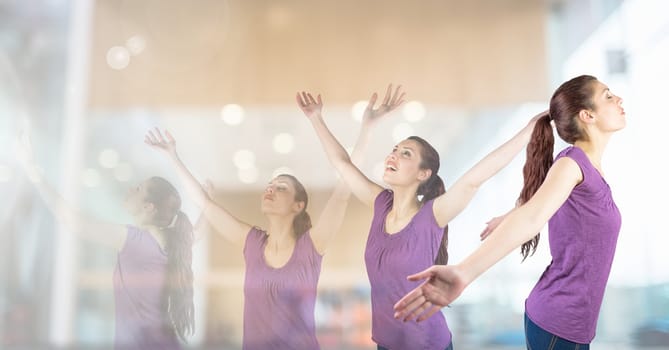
123, 179, 155, 221
382, 139, 430, 187
260, 176, 303, 216
590, 80, 626, 133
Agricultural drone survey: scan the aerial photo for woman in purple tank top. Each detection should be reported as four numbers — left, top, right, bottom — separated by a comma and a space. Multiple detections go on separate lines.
17, 132, 195, 349
300, 85, 540, 350
145, 86, 399, 350
395, 75, 626, 349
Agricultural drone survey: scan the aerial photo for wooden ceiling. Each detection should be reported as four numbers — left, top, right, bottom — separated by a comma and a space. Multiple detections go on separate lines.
88, 0, 550, 109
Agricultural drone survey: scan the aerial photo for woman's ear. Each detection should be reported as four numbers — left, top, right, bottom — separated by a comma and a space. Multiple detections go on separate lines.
578, 109, 596, 124
143, 202, 156, 215
292, 201, 305, 213
417, 168, 432, 182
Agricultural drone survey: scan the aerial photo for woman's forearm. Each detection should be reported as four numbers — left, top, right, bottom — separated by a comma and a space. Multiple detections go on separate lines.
459, 205, 544, 285
167, 153, 211, 208
308, 114, 354, 172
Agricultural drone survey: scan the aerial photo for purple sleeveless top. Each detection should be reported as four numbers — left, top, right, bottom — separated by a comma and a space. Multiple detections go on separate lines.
113, 226, 180, 350
526, 146, 622, 344
242, 227, 323, 350
365, 190, 451, 349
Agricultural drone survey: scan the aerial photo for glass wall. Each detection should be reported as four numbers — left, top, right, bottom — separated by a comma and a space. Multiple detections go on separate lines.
1, 0, 668, 349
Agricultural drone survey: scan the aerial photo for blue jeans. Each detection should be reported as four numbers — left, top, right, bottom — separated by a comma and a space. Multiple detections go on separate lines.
377, 341, 453, 350
525, 313, 590, 350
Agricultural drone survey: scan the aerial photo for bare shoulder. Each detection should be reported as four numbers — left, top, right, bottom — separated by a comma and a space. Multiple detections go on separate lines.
548, 156, 583, 184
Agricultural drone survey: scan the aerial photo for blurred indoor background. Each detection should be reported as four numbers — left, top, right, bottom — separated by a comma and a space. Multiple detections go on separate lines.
1, 0, 668, 349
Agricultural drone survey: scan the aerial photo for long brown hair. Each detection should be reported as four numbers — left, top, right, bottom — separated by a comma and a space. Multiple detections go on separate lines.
408, 136, 449, 265
518, 75, 597, 260
277, 174, 312, 238
145, 176, 194, 342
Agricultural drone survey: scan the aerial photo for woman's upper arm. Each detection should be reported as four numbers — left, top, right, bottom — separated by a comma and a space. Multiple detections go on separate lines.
309, 183, 350, 255
519, 157, 583, 225
432, 156, 582, 229
338, 162, 384, 207
202, 199, 253, 244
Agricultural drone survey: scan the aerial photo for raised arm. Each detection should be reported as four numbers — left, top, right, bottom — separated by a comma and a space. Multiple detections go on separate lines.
309, 90, 394, 253
297, 84, 404, 207
394, 156, 581, 321
430, 111, 546, 227
145, 129, 251, 244
192, 179, 216, 243
16, 131, 127, 249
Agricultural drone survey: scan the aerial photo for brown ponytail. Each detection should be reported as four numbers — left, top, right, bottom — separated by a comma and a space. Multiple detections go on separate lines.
518, 114, 554, 260
293, 210, 312, 238
517, 75, 597, 260
163, 211, 194, 342
145, 177, 194, 342
408, 136, 449, 265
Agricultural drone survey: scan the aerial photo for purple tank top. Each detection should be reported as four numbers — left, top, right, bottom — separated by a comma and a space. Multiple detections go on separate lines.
242, 227, 323, 349
365, 190, 451, 349
113, 225, 180, 350
526, 146, 622, 343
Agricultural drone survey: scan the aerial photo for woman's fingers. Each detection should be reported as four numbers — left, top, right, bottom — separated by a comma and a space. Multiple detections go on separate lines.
382, 84, 392, 105
417, 305, 443, 322
154, 127, 167, 143
389, 84, 403, 106
406, 267, 434, 282
296, 92, 305, 107
365, 92, 378, 112
165, 130, 176, 143
393, 288, 426, 320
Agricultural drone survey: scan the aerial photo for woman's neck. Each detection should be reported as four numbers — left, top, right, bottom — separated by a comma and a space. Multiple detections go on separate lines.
574, 135, 610, 171
136, 220, 159, 232
389, 186, 421, 219
266, 216, 296, 246
137, 223, 168, 250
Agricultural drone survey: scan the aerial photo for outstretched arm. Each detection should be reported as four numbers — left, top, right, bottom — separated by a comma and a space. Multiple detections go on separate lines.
17, 131, 127, 249
394, 156, 581, 322
309, 88, 395, 253
297, 84, 404, 207
431, 111, 547, 227
145, 129, 252, 244
192, 179, 217, 243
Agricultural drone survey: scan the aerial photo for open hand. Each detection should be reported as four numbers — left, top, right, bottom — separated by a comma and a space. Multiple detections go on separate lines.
296, 91, 323, 120
480, 214, 506, 241
144, 128, 178, 158
362, 84, 405, 128
393, 265, 467, 322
